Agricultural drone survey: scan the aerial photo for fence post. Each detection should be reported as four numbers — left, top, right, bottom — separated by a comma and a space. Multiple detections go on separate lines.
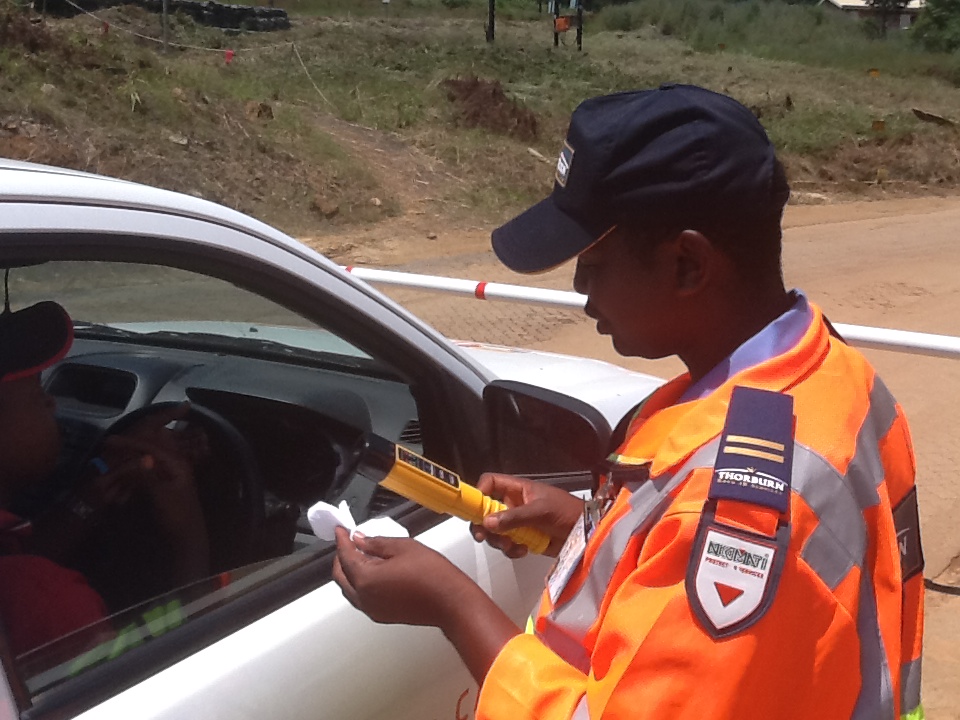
162, 0, 169, 52
553, 0, 559, 46
576, 0, 582, 50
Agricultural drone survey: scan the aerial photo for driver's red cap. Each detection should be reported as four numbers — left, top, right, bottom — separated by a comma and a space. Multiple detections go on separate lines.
0, 302, 73, 383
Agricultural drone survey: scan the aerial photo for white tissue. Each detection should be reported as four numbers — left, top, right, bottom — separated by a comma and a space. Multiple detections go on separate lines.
306, 500, 409, 541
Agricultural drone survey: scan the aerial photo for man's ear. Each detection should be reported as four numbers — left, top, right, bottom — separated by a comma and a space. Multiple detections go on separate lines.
672, 229, 715, 295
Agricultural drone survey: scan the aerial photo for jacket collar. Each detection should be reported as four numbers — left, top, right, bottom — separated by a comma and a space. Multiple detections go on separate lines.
614, 301, 832, 476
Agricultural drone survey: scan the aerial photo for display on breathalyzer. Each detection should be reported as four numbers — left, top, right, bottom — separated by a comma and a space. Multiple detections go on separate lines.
352, 433, 551, 555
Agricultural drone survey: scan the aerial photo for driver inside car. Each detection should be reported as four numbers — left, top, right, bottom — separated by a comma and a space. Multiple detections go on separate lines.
0, 300, 210, 656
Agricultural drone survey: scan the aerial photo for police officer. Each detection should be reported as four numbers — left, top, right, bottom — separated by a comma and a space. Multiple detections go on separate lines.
333, 84, 924, 720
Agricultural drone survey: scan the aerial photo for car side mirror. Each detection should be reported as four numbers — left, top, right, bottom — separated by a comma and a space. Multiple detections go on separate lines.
484, 379, 611, 475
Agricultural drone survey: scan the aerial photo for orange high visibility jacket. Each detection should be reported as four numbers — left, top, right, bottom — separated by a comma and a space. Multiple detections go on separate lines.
476, 302, 924, 720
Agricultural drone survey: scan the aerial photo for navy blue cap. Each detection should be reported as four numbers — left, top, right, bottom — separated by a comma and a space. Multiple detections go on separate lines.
492, 84, 783, 273
0, 302, 73, 383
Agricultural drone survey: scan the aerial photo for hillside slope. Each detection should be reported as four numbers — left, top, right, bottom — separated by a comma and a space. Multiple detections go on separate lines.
3, 2, 960, 246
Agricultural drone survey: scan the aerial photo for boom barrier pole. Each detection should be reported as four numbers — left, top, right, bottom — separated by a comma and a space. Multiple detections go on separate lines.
343, 266, 960, 360
833, 324, 960, 360
344, 266, 585, 308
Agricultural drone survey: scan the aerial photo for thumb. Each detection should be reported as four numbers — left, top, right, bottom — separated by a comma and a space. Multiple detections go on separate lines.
352, 533, 404, 559
483, 501, 547, 533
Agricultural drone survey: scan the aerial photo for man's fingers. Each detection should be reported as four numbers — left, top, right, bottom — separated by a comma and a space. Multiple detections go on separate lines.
352, 533, 406, 560
109, 435, 191, 485
470, 523, 487, 544
177, 426, 211, 463
103, 435, 167, 465
483, 501, 547, 533
103, 454, 153, 477
476, 472, 525, 503
475, 472, 501, 497
96, 456, 153, 496
332, 557, 361, 610
471, 523, 529, 557
334, 527, 369, 587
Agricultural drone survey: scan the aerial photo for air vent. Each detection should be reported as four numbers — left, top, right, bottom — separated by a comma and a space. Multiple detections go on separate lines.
399, 419, 422, 445
47, 363, 136, 416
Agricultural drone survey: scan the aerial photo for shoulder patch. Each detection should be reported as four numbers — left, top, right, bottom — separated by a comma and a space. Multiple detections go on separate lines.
893, 486, 924, 581
709, 386, 794, 513
687, 513, 789, 638
687, 386, 795, 638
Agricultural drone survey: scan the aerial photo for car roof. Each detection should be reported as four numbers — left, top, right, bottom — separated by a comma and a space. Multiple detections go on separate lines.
0, 160, 665, 416
0, 159, 503, 385
0, 159, 297, 249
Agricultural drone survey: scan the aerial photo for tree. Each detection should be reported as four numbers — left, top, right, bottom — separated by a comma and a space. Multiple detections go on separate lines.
866, 0, 908, 37
912, 0, 960, 51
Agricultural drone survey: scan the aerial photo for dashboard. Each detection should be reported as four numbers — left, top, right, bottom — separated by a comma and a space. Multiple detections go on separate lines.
34, 333, 423, 610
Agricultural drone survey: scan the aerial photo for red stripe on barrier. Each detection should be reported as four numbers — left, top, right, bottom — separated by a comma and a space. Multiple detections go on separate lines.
345, 266, 354, 273
475, 282, 487, 300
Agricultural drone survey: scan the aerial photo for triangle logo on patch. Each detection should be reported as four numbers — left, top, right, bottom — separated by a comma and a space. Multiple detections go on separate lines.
715, 582, 744, 607
690, 526, 780, 637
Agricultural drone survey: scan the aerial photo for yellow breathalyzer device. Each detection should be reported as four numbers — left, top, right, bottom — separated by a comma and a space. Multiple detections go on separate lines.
354, 434, 551, 555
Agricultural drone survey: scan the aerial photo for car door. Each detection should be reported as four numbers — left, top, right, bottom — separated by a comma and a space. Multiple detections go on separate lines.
0, 194, 600, 719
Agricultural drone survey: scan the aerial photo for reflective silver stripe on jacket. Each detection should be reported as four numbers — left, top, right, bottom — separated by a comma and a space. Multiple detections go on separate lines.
901, 658, 922, 713
537, 378, 914, 720
537, 441, 720, 670
852, 569, 896, 720
795, 378, 900, 720
794, 445, 866, 590
850, 379, 903, 720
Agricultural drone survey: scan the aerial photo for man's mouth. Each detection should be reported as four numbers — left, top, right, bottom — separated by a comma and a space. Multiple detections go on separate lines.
584, 303, 609, 334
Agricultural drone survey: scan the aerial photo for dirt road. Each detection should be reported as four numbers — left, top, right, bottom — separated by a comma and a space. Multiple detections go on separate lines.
315, 194, 960, 717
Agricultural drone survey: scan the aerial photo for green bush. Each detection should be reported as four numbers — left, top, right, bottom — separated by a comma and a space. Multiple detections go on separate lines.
593, 0, 960, 86
912, 0, 960, 52
600, 5, 638, 31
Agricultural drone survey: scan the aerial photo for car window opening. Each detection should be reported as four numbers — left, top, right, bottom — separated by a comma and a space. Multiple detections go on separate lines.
1, 258, 425, 703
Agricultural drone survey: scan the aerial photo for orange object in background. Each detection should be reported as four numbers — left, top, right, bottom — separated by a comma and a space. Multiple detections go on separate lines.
554, 15, 572, 32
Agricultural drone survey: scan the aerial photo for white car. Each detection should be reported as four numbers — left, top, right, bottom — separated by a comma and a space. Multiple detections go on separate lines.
0, 160, 664, 720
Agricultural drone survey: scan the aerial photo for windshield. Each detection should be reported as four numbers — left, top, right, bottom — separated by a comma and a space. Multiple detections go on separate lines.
6, 261, 374, 362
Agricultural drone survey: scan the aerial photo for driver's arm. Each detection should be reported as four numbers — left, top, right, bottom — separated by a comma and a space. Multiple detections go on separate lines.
30, 405, 211, 587
23, 454, 157, 565
103, 406, 212, 587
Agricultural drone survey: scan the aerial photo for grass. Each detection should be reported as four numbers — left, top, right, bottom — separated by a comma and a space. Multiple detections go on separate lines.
593, 0, 960, 84
3, 0, 960, 235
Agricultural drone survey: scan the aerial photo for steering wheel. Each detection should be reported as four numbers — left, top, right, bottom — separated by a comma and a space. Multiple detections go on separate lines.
73, 401, 266, 611
325, 435, 381, 525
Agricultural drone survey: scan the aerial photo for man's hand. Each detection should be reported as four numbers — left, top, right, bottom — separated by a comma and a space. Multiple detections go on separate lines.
471, 473, 584, 558
34, 404, 210, 578
333, 528, 473, 627
99, 403, 205, 488
332, 527, 521, 684
74, 452, 155, 511
98, 403, 210, 583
